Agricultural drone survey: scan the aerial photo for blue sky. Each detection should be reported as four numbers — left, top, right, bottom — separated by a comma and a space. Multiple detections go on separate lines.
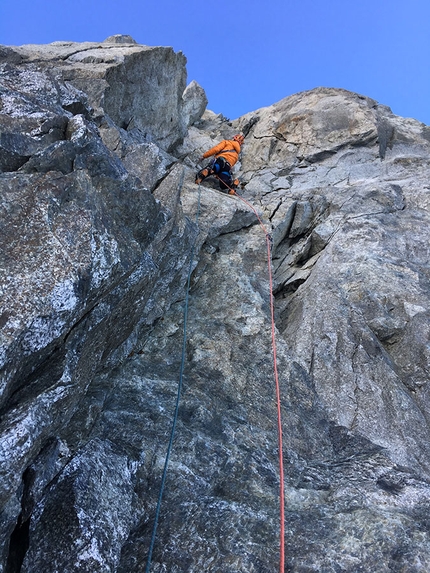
1, 0, 429, 124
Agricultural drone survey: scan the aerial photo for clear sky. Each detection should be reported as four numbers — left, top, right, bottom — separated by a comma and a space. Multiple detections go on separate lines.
1, 0, 429, 125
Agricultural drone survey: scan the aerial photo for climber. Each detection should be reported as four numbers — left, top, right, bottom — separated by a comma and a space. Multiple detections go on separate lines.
195, 134, 244, 193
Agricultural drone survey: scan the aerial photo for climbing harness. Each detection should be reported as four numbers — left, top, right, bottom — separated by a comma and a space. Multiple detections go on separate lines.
215, 175, 286, 573
145, 170, 202, 573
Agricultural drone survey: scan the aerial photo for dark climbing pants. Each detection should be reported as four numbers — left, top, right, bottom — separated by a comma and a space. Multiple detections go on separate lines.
199, 157, 234, 190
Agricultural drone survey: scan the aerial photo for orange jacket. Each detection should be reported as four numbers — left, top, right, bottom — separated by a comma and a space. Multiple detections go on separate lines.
202, 139, 241, 167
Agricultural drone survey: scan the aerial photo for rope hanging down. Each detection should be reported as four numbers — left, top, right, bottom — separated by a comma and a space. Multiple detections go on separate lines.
216, 176, 286, 573
145, 171, 202, 573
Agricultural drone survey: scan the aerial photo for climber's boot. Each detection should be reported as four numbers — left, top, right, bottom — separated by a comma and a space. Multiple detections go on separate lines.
195, 168, 211, 185
227, 178, 240, 193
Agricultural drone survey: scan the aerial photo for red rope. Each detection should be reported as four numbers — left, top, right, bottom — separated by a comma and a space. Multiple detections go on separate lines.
215, 177, 286, 572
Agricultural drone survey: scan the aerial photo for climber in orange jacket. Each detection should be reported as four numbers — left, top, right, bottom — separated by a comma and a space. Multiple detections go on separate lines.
195, 134, 244, 192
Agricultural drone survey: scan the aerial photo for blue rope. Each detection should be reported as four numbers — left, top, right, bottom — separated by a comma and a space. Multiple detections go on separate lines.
145, 172, 202, 573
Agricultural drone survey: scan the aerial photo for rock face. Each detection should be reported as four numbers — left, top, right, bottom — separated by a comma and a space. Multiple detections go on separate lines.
1, 37, 430, 573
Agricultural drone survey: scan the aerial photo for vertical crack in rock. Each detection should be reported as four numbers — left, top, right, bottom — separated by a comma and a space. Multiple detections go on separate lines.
4, 467, 34, 573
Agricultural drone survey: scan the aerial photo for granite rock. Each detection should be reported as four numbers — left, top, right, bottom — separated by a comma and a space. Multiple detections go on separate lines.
1, 39, 430, 573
